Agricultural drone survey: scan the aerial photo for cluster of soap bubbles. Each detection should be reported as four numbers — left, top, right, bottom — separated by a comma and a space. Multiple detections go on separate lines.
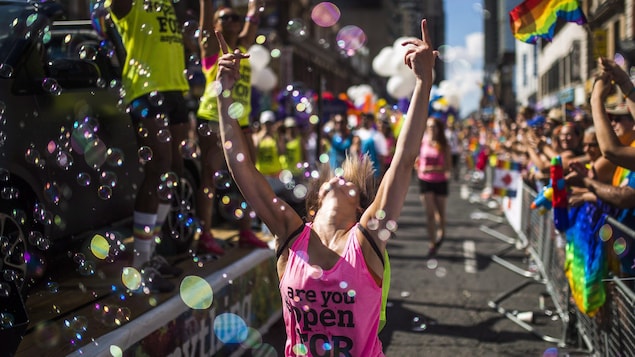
286, 2, 367, 58
598, 222, 631, 258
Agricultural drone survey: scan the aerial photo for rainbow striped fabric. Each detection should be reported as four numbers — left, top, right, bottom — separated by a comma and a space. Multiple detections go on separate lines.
565, 203, 607, 317
490, 156, 523, 198
509, 0, 587, 43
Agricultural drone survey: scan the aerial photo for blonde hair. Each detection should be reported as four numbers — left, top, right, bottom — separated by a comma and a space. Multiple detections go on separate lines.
305, 154, 378, 221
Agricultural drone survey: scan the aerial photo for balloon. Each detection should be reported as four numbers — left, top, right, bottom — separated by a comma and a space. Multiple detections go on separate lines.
346, 84, 373, 107
372, 47, 395, 77
248, 45, 270, 72
252, 67, 277, 92
386, 74, 416, 100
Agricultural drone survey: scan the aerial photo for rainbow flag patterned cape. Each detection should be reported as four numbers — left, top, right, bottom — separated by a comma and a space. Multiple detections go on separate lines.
509, 0, 587, 43
565, 202, 606, 316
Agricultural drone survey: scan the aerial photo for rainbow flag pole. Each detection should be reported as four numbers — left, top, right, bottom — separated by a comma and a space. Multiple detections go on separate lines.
509, 0, 588, 44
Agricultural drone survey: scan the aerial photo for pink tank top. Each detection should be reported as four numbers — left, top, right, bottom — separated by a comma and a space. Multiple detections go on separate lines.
279, 223, 384, 356
417, 136, 447, 182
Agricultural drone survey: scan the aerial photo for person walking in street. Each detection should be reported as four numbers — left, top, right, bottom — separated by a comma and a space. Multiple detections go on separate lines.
214, 18, 437, 356
416, 117, 451, 257
195, 0, 267, 255
354, 112, 389, 178
109, 0, 189, 292
326, 114, 354, 171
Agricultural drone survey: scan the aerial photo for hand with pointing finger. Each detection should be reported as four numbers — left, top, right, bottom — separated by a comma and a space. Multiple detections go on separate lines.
215, 31, 249, 91
401, 19, 438, 84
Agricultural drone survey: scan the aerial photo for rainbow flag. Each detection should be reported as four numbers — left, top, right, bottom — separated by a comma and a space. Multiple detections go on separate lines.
509, 0, 587, 43
490, 157, 522, 198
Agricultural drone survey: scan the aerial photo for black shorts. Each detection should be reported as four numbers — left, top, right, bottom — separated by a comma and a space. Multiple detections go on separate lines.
418, 179, 449, 196
128, 91, 189, 126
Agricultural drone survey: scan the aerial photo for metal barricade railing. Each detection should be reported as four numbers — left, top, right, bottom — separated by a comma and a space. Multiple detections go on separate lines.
475, 175, 635, 355
484, 181, 568, 345
572, 215, 635, 356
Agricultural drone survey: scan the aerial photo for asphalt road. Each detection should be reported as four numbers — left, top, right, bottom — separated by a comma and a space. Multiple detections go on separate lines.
260, 173, 569, 356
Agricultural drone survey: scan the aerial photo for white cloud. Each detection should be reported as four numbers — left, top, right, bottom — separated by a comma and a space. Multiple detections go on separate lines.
442, 32, 484, 118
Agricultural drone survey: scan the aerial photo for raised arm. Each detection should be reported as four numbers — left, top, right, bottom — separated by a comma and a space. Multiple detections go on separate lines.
360, 19, 437, 234
590, 70, 635, 171
198, 0, 220, 59
237, 0, 261, 48
599, 57, 635, 115
215, 32, 303, 245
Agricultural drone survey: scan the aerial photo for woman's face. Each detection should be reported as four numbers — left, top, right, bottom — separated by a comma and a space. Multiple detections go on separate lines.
317, 176, 360, 209
609, 114, 634, 138
582, 133, 601, 161
558, 125, 580, 151
215, 9, 242, 34
426, 118, 438, 135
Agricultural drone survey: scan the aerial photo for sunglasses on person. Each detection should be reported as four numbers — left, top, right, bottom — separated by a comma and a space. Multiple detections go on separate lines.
218, 13, 242, 23
608, 114, 631, 123
583, 142, 599, 148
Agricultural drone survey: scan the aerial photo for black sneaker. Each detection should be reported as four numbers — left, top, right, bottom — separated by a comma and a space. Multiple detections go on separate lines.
147, 255, 183, 278
140, 266, 175, 293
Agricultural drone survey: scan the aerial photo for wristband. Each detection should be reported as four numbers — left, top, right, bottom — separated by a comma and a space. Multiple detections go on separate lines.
245, 15, 260, 25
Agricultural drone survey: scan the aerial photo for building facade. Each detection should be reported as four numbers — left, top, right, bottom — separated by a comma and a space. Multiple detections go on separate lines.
511, 0, 635, 116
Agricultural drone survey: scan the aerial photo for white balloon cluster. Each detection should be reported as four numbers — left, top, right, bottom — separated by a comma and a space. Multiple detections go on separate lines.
435, 81, 461, 110
248, 44, 278, 92
372, 37, 434, 99
346, 84, 374, 109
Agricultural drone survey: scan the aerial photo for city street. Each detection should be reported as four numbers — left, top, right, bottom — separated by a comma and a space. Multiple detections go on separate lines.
262, 173, 567, 356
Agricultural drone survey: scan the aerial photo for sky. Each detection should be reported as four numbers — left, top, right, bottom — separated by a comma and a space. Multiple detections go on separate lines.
441, 0, 485, 118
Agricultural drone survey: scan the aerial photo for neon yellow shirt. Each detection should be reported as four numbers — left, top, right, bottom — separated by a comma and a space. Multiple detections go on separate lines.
197, 46, 252, 127
110, 0, 189, 104
282, 137, 303, 174
256, 135, 282, 176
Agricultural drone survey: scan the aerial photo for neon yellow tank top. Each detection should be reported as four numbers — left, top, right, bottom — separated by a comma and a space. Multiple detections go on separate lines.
110, 0, 189, 104
197, 46, 252, 127
255, 135, 282, 176
282, 137, 303, 174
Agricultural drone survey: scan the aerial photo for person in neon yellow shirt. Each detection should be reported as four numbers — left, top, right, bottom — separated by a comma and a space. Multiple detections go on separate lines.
195, 0, 267, 254
280, 117, 307, 178
109, 0, 189, 292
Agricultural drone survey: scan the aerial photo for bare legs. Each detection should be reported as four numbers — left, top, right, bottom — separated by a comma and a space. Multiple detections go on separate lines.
420, 192, 448, 254
197, 129, 224, 236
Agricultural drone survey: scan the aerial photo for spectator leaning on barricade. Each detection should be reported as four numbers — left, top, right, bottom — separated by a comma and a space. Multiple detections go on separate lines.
522, 111, 584, 188
579, 126, 617, 185
594, 58, 635, 173
564, 64, 635, 277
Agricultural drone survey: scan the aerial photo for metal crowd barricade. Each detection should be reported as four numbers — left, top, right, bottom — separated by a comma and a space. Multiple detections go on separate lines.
484, 179, 568, 346
572, 216, 635, 356
476, 174, 635, 355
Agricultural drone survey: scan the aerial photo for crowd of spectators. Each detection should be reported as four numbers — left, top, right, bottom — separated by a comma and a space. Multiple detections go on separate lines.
459, 57, 635, 280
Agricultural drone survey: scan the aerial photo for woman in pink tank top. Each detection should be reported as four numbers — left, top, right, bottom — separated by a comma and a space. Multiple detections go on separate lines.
416, 117, 451, 257
214, 19, 438, 356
